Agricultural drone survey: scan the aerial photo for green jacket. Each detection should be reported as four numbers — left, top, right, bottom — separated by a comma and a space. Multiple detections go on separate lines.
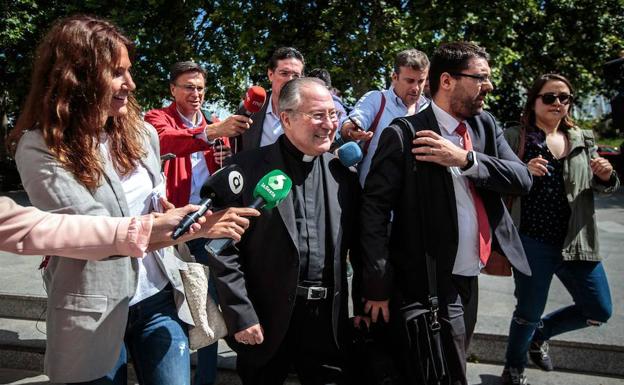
504, 126, 620, 261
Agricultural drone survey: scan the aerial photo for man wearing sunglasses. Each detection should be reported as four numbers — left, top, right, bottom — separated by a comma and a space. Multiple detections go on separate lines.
232, 47, 305, 154
360, 42, 532, 384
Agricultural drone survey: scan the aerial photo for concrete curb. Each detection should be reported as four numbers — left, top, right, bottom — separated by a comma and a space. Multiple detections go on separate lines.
0, 294, 46, 321
469, 332, 624, 377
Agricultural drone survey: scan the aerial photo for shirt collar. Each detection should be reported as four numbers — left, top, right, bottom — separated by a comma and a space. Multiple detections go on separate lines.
388, 86, 430, 113
388, 86, 406, 109
266, 94, 277, 116
176, 104, 203, 128
431, 100, 463, 135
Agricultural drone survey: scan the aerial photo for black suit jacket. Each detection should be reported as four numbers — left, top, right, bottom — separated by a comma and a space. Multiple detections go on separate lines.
207, 138, 362, 366
360, 105, 532, 303
232, 92, 271, 154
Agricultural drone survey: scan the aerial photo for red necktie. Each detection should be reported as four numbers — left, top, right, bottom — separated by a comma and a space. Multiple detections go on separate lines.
456, 122, 492, 266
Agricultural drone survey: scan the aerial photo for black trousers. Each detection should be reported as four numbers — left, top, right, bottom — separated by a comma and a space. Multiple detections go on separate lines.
236, 298, 350, 385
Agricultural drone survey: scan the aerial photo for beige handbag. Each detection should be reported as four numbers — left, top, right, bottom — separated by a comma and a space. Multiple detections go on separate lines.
176, 242, 228, 350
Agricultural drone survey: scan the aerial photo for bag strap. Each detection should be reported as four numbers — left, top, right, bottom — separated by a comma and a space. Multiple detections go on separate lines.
362, 92, 387, 155
395, 117, 439, 313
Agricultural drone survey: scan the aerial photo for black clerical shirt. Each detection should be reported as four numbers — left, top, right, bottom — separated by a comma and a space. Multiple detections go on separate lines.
279, 136, 333, 286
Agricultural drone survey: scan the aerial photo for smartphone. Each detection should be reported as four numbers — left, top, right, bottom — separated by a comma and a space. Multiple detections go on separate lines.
213, 138, 226, 166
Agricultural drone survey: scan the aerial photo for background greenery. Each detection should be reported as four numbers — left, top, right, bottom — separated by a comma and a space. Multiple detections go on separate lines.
2, 0, 624, 157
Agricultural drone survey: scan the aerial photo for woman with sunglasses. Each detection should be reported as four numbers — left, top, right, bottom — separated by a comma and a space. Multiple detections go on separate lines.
9, 15, 258, 385
501, 73, 619, 385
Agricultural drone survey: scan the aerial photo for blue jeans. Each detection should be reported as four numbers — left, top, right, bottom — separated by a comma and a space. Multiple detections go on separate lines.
73, 285, 191, 385
187, 237, 219, 385
504, 235, 612, 369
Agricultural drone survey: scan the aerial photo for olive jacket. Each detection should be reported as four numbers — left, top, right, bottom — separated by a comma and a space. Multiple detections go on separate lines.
504, 126, 620, 261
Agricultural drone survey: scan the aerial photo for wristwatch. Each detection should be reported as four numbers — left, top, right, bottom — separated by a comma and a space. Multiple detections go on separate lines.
461, 151, 475, 171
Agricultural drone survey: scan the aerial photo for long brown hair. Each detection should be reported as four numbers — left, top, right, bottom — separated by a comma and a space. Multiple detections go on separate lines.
520, 73, 575, 133
8, 15, 145, 190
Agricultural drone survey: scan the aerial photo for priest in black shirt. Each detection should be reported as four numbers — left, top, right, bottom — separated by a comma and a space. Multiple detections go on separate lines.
207, 77, 362, 385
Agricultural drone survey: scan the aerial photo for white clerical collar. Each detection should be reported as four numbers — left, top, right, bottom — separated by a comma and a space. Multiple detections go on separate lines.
302, 154, 315, 162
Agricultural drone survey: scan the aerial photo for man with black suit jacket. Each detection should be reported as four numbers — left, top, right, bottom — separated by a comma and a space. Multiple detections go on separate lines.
360, 42, 533, 385
207, 77, 360, 384
232, 47, 305, 154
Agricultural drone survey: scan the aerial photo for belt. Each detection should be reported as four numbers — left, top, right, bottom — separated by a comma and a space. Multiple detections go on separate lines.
296, 285, 329, 300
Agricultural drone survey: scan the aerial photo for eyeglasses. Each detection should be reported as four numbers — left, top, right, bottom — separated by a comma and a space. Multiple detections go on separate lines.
449, 72, 492, 84
275, 70, 302, 79
175, 84, 205, 94
289, 109, 342, 123
538, 93, 573, 105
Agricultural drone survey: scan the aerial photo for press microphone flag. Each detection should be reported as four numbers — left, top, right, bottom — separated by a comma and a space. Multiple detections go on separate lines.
205, 169, 292, 256
336, 142, 363, 167
171, 164, 245, 240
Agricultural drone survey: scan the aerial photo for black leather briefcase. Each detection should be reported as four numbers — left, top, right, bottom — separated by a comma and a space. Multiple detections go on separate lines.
398, 298, 451, 385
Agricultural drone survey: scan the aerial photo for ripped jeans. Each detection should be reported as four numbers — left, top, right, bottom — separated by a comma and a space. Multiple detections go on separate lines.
73, 284, 191, 385
504, 235, 612, 369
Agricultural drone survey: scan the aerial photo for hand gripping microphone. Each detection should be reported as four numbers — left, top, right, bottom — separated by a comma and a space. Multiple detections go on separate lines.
336, 142, 363, 167
242, 86, 267, 116
234, 86, 267, 153
205, 169, 293, 257
171, 164, 245, 240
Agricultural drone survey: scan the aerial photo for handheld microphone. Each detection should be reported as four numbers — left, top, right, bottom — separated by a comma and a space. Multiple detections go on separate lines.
336, 142, 363, 167
242, 86, 267, 117
171, 164, 245, 240
204, 169, 292, 257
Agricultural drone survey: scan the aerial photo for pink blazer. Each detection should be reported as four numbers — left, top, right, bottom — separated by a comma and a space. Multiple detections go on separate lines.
0, 196, 151, 258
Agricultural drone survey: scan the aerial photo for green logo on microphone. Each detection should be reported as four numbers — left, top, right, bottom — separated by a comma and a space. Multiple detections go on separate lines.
253, 170, 292, 209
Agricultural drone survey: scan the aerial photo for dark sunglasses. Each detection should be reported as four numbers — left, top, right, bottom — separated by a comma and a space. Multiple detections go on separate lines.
538, 93, 573, 105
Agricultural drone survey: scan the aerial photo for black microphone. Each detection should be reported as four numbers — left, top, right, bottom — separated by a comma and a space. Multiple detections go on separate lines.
171, 164, 245, 240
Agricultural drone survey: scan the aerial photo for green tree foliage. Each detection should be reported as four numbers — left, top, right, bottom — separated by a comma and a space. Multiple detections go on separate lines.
1, 0, 623, 137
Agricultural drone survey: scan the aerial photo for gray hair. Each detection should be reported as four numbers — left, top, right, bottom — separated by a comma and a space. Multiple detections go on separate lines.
278, 77, 326, 113
394, 49, 430, 74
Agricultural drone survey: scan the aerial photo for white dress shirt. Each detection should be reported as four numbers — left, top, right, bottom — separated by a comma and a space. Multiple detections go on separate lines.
260, 95, 283, 147
177, 108, 212, 205
430, 101, 483, 276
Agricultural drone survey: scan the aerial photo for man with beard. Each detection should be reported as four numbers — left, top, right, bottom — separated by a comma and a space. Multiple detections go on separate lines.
360, 42, 532, 384
337, 49, 429, 186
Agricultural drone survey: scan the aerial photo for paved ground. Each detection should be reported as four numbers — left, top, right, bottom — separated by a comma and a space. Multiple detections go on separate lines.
477, 188, 624, 348
2, 362, 624, 385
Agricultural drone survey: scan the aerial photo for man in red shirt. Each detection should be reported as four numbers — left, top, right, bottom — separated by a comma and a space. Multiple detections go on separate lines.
145, 61, 252, 385
145, 61, 252, 209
